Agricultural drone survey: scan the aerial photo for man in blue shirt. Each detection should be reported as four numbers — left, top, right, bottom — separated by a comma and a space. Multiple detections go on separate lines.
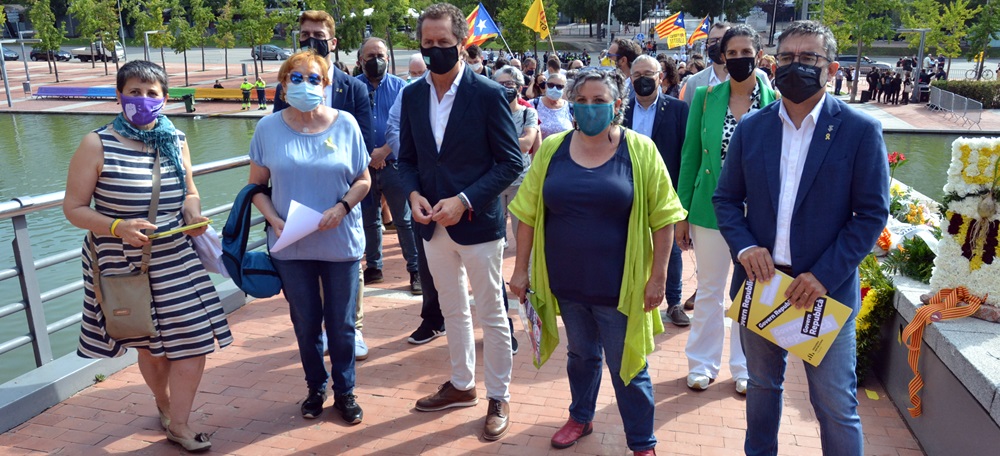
355, 37, 421, 295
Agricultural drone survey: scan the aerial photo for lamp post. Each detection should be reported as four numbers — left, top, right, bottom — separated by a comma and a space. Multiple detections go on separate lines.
117, 0, 127, 61
1, 39, 13, 107
606, 0, 614, 46
17, 30, 33, 82
899, 28, 929, 103
143, 30, 163, 62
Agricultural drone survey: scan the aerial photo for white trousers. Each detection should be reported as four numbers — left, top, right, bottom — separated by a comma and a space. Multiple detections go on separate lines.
685, 225, 748, 380
424, 223, 512, 401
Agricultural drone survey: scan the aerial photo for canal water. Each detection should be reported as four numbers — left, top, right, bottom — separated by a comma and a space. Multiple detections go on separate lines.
0, 112, 965, 384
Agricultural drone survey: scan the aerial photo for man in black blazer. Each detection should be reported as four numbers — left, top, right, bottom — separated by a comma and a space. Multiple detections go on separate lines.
397, 3, 523, 442
623, 54, 691, 328
271, 11, 374, 362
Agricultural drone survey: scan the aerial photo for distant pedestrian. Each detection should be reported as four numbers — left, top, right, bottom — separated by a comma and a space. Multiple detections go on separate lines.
834, 68, 844, 95
213, 79, 224, 89
255, 76, 267, 110
239, 78, 253, 110
902, 77, 912, 105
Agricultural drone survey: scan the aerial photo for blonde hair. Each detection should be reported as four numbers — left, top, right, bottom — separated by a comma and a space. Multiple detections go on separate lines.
299, 10, 336, 36
279, 51, 332, 89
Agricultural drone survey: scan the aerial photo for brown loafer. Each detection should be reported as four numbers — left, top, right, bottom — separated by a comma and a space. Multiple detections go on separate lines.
415, 381, 478, 412
483, 399, 510, 441
551, 418, 593, 449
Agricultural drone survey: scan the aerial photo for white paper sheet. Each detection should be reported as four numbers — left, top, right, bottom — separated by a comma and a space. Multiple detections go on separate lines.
270, 200, 323, 253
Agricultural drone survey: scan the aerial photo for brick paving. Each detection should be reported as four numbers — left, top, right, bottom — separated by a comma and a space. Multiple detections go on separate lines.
0, 231, 923, 455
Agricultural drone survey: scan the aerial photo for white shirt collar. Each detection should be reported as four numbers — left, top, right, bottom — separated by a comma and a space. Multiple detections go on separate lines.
708, 65, 729, 86
778, 93, 827, 130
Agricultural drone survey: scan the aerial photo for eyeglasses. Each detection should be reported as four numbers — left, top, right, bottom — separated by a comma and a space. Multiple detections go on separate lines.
498, 80, 519, 88
546, 82, 565, 90
775, 52, 830, 67
631, 71, 660, 79
289, 71, 322, 86
707, 38, 721, 45
606, 52, 620, 59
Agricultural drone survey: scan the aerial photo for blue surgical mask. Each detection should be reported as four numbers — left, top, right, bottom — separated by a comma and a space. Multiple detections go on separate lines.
285, 81, 324, 112
574, 103, 615, 137
545, 86, 563, 100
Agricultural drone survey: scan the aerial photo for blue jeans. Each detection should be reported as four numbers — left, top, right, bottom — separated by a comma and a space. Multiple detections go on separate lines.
741, 310, 863, 456
272, 258, 359, 395
665, 239, 683, 306
361, 163, 419, 272
559, 298, 656, 452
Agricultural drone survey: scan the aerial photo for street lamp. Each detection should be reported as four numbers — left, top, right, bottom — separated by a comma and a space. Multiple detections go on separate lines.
606, 0, 614, 46
1, 39, 13, 108
144, 30, 164, 61
17, 30, 35, 82
899, 28, 930, 104
117, 0, 128, 61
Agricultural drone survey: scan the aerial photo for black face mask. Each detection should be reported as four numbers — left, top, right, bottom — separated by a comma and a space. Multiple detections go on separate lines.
363, 57, 387, 79
300, 37, 330, 58
503, 87, 518, 103
633, 76, 657, 97
725, 57, 756, 83
707, 43, 722, 64
420, 45, 459, 75
774, 63, 824, 104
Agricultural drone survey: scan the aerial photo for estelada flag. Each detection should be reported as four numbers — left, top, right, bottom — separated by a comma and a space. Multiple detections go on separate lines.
522, 0, 550, 40
654, 12, 684, 40
688, 16, 710, 46
466, 2, 500, 47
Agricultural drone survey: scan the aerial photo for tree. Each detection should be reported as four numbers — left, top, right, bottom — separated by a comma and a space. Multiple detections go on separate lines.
669, 0, 758, 21
561, 0, 608, 38
611, 0, 654, 26
236, 0, 275, 79
964, 0, 1000, 80
128, 0, 174, 69
189, 0, 214, 71
496, 0, 560, 53
168, 0, 197, 86
902, 0, 981, 78
822, 0, 900, 103
68, 0, 121, 74
212, 0, 236, 78
29, 0, 67, 81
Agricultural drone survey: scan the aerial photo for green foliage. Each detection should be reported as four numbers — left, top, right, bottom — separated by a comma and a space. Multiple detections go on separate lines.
560, 0, 608, 29
883, 236, 936, 284
169, 2, 195, 54
823, 0, 900, 103
668, 0, 758, 21
127, 0, 174, 49
94, 373, 106, 383
189, 0, 214, 49
235, 0, 275, 51
212, 0, 236, 50
496, 0, 559, 53
901, 0, 980, 59
29, 0, 67, 53
931, 79, 1000, 108
856, 254, 895, 382
964, 1, 1000, 65
611, 0, 654, 25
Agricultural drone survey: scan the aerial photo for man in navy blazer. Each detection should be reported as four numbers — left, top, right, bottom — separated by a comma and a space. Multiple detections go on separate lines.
713, 21, 888, 456
622, 54, 690, 327
271, 10, 374, 361
396, 3, 523, 441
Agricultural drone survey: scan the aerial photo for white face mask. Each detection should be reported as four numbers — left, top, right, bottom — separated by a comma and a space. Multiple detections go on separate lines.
285, 82, 325, 112
470, 62, 483, 72
545, 86, 563, 101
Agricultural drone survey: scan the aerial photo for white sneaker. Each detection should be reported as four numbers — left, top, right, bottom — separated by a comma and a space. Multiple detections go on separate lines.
735, 378, 748, 395
355, 331, 369, 361
687, 373, 711, 391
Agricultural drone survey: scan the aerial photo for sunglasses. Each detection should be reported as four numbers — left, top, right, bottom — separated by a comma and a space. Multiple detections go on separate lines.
289, 71, 323, 86
546, 82, 565, 90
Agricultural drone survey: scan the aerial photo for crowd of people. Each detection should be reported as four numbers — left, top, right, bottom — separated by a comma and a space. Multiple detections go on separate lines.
64, 5, 891, 455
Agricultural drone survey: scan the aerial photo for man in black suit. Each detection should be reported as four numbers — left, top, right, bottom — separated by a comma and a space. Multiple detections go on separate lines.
623, 54, 691, 328
272, 10, 374, 362
397, 3, 523, 441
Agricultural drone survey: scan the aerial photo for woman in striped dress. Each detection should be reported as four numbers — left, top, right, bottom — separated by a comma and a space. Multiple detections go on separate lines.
63, 60, 231, 453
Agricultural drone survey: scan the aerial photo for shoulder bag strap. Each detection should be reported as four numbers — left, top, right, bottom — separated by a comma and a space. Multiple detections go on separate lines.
89, 233, 104, 304
141, 153, 161, 274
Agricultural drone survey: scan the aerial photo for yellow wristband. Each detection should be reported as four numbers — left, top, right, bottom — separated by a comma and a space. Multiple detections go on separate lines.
110, 218, 123, 238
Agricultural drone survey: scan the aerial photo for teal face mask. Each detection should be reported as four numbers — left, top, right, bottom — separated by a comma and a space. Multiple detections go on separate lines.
574, 103, 615, 137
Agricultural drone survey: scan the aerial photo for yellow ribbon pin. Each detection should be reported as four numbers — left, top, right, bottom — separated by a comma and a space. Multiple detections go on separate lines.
325, 137, 337, 150
825, 133, 831, 141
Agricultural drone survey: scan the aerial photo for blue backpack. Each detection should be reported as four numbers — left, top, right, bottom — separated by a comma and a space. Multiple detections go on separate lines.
222, 184, 282, 298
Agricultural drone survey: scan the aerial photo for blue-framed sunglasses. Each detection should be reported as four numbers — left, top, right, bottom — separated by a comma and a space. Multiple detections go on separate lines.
289, 71, 323, 86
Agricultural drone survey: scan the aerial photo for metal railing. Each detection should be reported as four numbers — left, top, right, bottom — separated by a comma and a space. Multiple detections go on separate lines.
927, 85, 984, 130
0, 156, 263, 372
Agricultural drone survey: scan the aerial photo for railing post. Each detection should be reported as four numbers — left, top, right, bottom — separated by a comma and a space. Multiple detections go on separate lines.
10, 215, 53, 367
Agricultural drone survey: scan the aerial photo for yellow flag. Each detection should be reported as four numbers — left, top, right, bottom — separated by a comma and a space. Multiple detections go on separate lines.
522, 0, 550, 40
667, 30, 688, 49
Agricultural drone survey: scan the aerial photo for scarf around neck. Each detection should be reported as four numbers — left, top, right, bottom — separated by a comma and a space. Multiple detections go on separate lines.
113, 113, 186, 196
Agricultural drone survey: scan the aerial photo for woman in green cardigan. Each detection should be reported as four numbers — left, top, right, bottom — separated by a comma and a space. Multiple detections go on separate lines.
675, 24, 778, 395
508, 68, 686, 455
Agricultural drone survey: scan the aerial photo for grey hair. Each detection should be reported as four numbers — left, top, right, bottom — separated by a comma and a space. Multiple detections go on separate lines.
357, 37, 387, 60
493, 65, 525, 87
778, 20, 838, 62
568, 68, 629, 125
632, 54, 660, 72
116, 60, 169, 93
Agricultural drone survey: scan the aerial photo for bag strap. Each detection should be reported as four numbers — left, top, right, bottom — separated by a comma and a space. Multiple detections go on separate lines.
88, 233, 105, 304
141, 153, 161, 274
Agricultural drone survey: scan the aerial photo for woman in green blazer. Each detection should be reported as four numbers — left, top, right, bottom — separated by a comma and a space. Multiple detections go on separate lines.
674, 24, 778, 394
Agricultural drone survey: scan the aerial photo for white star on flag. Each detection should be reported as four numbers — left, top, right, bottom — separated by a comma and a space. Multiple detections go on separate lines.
478, 19, 487, 33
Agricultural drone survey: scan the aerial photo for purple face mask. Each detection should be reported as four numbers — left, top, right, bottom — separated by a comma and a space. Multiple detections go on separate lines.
121, 95, 165, 126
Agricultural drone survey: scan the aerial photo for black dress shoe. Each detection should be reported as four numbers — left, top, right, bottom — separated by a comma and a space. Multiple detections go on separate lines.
334, 393, 363, 424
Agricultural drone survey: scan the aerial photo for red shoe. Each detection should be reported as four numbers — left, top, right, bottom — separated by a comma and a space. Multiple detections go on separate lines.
551, 418, 593, 449
633, 449, 656, 456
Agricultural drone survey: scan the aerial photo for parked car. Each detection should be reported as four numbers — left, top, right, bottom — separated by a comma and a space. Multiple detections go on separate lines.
3, 48, 19, 61
836, 55, 892, 75
250, 45, 291, 60
30, 48, 72, 62
71, 41, 124, 62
